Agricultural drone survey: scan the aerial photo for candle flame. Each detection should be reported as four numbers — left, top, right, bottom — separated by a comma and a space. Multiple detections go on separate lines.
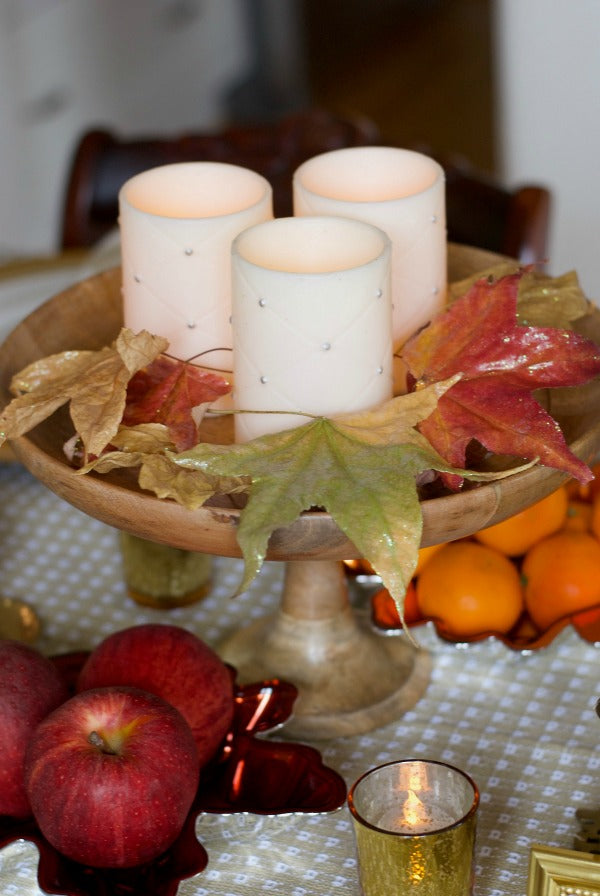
403, 789, 426, 827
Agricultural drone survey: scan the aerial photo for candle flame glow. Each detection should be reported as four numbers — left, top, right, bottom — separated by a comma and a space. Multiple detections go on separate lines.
403, 789, 427, 827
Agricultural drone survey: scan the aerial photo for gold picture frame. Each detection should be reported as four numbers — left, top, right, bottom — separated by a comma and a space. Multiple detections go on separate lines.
528, 845, 600, 895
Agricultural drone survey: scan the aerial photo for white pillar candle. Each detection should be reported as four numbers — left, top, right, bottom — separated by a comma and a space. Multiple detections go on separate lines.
231, 216, 392, 443
293, 146, 446, 354
119, 162, 273, 373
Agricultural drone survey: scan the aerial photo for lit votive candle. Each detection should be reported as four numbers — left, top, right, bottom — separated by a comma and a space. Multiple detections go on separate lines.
348, 759, 479, 895
293, 146, 446, 385
119, 161, 273, 374
231, 216, 393, 443
375, 798, 456, 834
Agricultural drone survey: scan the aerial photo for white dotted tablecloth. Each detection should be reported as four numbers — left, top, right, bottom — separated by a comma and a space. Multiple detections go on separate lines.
1, 461, 600, 895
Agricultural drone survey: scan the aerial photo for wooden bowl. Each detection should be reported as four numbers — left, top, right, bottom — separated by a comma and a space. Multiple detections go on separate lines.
2, 244, 600, 560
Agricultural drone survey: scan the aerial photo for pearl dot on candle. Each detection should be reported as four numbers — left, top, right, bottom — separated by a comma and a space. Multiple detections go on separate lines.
377, 366, 384, 374
187, 321, 197, 329
376, 288, 383, 298
258, 298, 267, 307
184, 247, 193, 256
134, 274, 141, 283
431, 215, 438, 223
260, 375, 268, 384
321, 342, 331, 351
432, 286, 440, 295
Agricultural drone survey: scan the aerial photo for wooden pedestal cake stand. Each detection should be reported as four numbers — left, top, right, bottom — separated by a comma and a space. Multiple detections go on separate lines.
3, 245, 600, 738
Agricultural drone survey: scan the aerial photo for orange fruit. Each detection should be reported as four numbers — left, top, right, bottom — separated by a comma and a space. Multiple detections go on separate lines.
372, 580, 421, 628
522, 530, 600, 630
568, 463, 600, 503
473, 486, 568, 556
415, 540, 524, 637
590, 494, 600, 541
415, 543, 445, 575
563, 499, 593, 533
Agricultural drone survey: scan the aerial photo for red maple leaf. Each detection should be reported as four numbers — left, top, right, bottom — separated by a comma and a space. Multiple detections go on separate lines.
402, 272, 600, 486
123, 355, 231, 451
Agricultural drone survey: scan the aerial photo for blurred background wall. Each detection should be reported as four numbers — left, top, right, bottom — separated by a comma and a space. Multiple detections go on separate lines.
0, 0, 253, 253
494, 0, 600, 299
0, 0, 598, 298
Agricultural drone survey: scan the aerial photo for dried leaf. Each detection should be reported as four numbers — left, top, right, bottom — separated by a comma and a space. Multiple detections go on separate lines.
403, 272, 600, 485
123, 355, 231, 451
81, 424, 248, 510
516, 270, 593, 328
138, 453, 225, 510
79, 424, 175, 473
1, 329, 168, 458
448, 262, 520, 304
449, 265, 591, 329
2, 352, 97, 443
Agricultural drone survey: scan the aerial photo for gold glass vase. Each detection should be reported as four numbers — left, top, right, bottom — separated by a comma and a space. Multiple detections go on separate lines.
119, 532, 212, 609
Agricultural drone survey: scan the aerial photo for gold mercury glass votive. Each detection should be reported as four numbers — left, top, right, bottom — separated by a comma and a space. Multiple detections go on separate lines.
119, 532, 212, 609
348, 759, 479, 896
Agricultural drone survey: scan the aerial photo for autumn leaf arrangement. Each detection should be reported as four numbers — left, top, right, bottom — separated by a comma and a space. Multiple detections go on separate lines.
2, 263, 600, 620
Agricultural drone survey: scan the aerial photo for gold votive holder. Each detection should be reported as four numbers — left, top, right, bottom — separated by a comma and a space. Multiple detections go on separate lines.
348, 759, 479, 896
119, 532, 212, 609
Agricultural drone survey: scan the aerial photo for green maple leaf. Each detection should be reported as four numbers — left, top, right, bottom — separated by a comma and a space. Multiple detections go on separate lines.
174, 377, 530, 615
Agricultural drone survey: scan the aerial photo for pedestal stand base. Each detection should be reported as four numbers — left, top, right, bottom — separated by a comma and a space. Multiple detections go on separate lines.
219, 560, 431, 739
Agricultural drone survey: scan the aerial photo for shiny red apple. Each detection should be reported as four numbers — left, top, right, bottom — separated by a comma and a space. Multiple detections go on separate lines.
24, 686, 200, 868
76, 624, 234, 766
0, 639, 69, 819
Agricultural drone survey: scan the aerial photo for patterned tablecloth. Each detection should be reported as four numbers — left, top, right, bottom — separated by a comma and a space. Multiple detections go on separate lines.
0, 460, 599, 895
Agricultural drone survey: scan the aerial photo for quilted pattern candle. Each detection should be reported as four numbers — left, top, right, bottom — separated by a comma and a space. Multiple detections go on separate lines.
293, 146, 446, 362
119, 161, 272, 373
230, 216, 392, 442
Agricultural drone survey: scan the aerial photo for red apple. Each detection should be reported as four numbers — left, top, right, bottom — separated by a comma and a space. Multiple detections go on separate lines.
77, 624, 234, 767
0, 639, 69, 818
25, 686, 200, 868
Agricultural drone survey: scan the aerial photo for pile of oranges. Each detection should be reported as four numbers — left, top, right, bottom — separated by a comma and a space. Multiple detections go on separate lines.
372, 463, 600, 644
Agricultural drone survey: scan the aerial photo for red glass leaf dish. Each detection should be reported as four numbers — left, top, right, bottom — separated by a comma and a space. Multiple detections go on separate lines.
370, 588, 600, 651
0, 653, 347, 896
0, 810, 206, 896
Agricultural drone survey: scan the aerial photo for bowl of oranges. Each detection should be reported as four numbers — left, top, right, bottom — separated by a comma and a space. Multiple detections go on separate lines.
370, 466, 600, 650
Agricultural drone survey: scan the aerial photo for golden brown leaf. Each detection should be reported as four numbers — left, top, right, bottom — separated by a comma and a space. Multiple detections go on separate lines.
79, 424, 174, 473
449, 265, 591, 329
138, 453, 247, 510
81, 424, 249, 510
517, 270, 593, 327
0, 329, 168, 458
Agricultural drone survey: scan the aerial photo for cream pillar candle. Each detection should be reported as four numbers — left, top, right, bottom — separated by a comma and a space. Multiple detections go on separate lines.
231, 216, 392, 443
293, 146, 446, 354
119, 162, 272, 373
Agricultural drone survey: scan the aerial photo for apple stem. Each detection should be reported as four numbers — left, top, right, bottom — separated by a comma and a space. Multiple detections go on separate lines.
88, 729, 116, 755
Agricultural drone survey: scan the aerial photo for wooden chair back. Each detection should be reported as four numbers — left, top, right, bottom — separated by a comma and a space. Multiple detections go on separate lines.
60, 109, 378, 249
60, 108, 550, 266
